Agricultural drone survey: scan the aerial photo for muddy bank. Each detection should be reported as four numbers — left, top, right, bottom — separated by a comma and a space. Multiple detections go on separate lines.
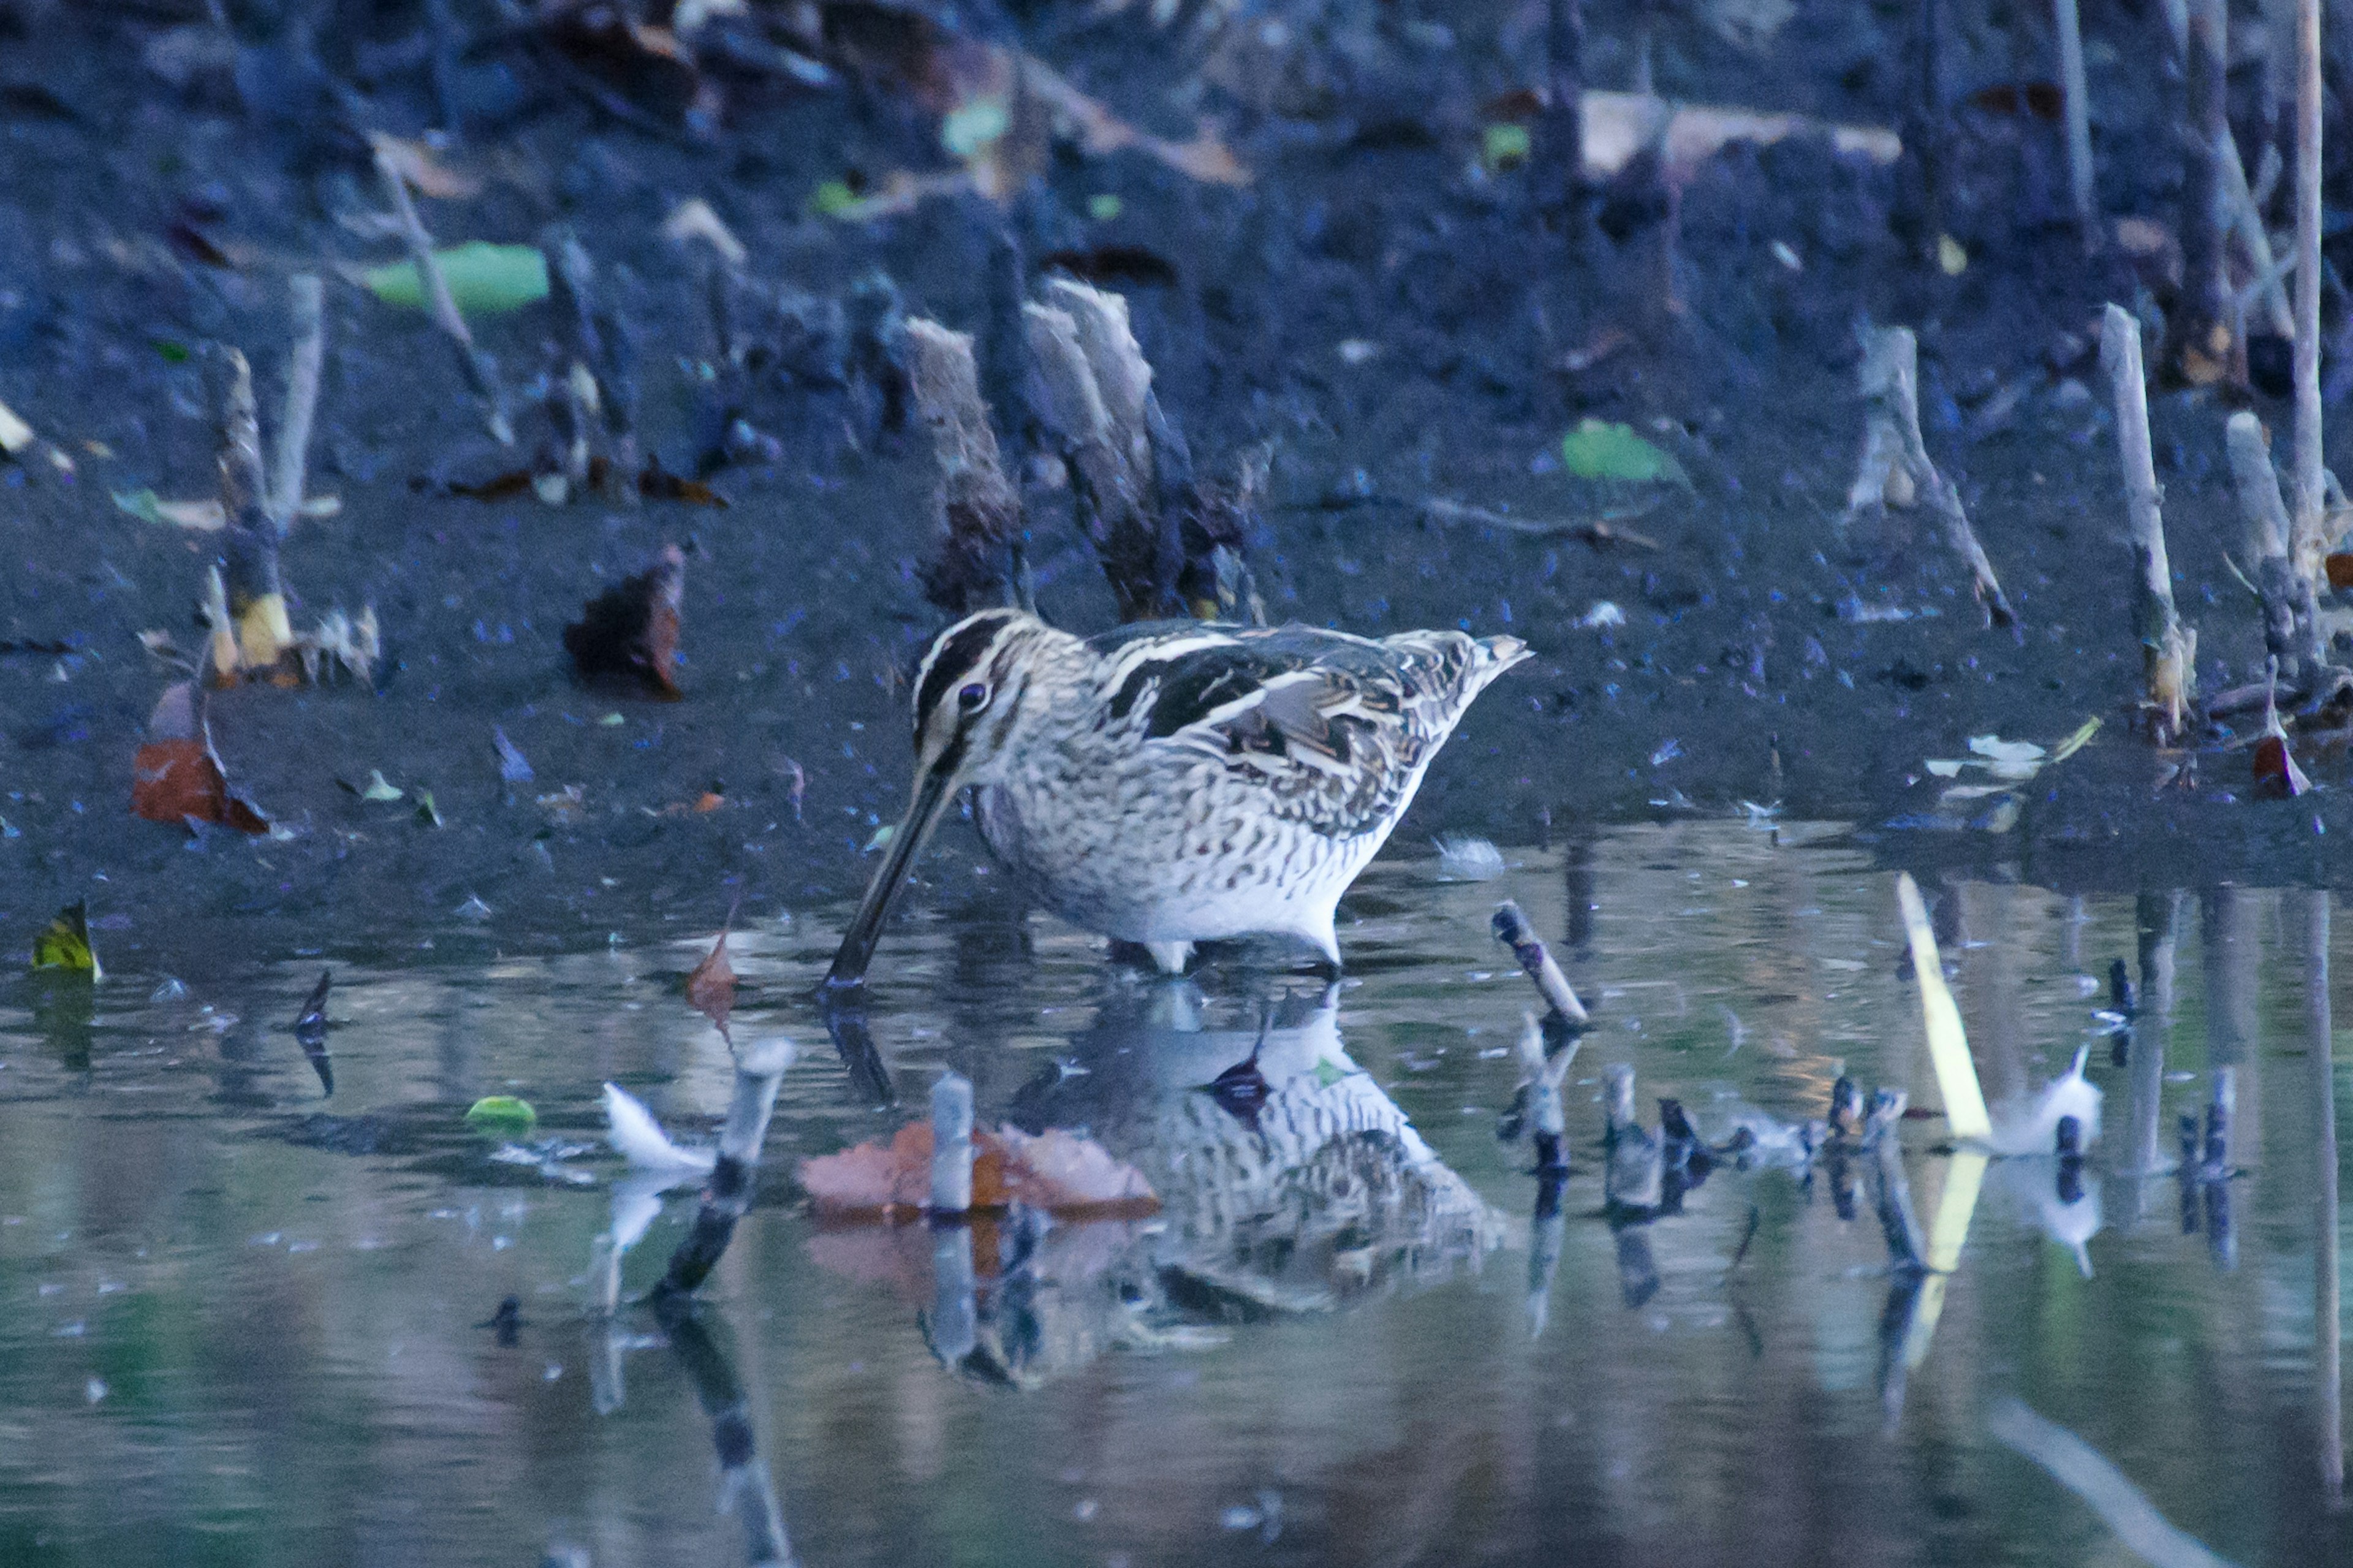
4, 2, 2352, 977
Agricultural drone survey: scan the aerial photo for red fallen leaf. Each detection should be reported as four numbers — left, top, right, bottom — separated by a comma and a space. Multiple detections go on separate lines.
2254, 733, 2312, 798
684, 905, 737, 1038
2326, 553, 2353, 591
798, 1121, 1159, 1219
563, 543, 684, 697
1966, 82, 2063, 121
443, 469, 537, 501
638, 457, 729, 507
1480, 86, 1545, 123
131, 681, 270, 833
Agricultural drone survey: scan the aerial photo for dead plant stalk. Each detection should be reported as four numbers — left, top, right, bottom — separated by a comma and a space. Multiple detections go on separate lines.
2101, 303, 2196, 740
2293, 0, 2325, 577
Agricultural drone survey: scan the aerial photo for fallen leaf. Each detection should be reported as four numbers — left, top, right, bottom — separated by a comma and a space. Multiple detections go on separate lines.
31, 901, 100, 977
659, 197, 746, 266
685, 914, 737, 1039
366, 133, 482, 199
798, 1120, 1159, 1218
0, 398, 33, 457
1966, 81, 2062, 121
415, 789, 444, 827
1938, 234, 1969, 275
1559, 419, 1688, 484
638, 459, 729, 506
493, 727, 534, 786
464, 1095, 537, 1134
2254, 733, 2311, 798
436, 469, 537, 502
564, 543, 686, 698
359, 770, 404, 802
1482, 122, 1531, 170
363, 242, 549, 315
114, 490, 341, 531
1036, 244, 1179, 289
2046, 717, 2101, 765
131, 681, 270, 834
2327, 552, 2353, 591
1582, 89, 1900, 186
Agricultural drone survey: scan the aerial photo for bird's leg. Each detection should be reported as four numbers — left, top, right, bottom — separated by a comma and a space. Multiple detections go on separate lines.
1146, 941, 1193, 975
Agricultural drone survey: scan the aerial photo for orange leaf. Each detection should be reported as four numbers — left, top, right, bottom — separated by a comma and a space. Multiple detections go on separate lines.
797, 1120, 1158, 1219
130, 683, 270, 833
563, 543, 686, 698
2254, 733, 2311, 798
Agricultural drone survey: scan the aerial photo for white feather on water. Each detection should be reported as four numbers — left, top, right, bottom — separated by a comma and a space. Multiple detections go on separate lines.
1433, 835, 1506, 880
601, 1082, 718, 1174
1982, 1046, 2102, 1156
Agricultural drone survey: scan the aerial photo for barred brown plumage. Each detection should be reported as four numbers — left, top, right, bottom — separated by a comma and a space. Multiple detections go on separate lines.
824, 610, 1529, 985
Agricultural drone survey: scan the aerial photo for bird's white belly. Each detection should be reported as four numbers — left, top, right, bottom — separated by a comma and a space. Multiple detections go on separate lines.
972, 775, 1387, 948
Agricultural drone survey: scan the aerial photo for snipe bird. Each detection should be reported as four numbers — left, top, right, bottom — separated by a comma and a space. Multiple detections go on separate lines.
825, 610, 1530, 983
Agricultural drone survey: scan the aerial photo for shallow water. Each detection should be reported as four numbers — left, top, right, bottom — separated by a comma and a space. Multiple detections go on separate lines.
1, 820, 2347, 1566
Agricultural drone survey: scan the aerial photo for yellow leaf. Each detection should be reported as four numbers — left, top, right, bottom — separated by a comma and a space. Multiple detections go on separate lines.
1894, 872, 1993, 1142
32, 901, 100, 978
1936, 234, 1968, 275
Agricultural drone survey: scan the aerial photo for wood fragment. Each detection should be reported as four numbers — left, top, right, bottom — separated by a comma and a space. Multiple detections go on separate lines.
2053, 0, 2097, 245
1849, 327, 2014, 627
2292, 0, 2327, 579
2175, 0, 2234, 385
1491, 900, 1590, 1026
2101, 305, 2196, 741
906, 319, 1022, 615
267, 275, 325, 536
2224, 411, 2322, 677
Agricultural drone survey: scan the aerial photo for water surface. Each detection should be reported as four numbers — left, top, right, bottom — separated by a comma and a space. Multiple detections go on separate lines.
2, 821, 2346, 1566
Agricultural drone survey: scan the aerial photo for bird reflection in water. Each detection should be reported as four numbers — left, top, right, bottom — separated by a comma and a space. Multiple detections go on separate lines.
808, 978, 1503, 1385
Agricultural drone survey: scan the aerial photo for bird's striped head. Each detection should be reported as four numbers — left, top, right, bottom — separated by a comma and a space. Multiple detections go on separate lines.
906, 607, 1058, 786
827, 608, 1059, 987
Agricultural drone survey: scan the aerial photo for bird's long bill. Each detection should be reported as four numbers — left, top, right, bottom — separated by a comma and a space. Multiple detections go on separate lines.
824, 762, 958, 988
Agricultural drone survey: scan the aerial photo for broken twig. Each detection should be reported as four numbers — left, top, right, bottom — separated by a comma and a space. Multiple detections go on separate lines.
1848, 327, 2015, 628
267, 274, 324, 536
375, 139, 513, 445
2101, 306, 2196, 739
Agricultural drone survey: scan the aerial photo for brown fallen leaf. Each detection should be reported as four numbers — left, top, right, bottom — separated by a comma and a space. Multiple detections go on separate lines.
684, 904, 737, 1038
1966, 81, 2063, 121
797, 1119, 1159, 1219
2254, 732, 2311, 798
2325, 552, 2353, 591
563, 543, 685, 697
131, 681, 270, 834
638, 458, 729, 506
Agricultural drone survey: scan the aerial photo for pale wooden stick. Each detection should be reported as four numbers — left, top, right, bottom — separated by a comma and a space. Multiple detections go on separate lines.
2293, 0, 2327, 578
267, 275, 324, 536
2225, 410, 2322, 675
374, 143, 512, 446
2221, 127, 2295, 339
2102, 304, 2195, 740
2054, 0, 2098, 245
1859, 327, 2015, 627
906, 319, 1021, 614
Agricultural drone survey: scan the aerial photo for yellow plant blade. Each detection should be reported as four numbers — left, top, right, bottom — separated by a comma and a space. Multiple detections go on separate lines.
1895, 873, 1994, 1142
237, 592, 292, 671
1902, 1149, 1989, 1368
31, 901, 100, 979
2047, 716, 2102, 765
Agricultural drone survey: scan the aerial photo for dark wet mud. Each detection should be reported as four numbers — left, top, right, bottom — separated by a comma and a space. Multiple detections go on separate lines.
9, 4, 2353, 972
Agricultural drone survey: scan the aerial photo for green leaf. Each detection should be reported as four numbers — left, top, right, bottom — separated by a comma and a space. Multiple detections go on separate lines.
2047, 716, 2101, 765
1559, 420, 1688, 485
363, 243, 549, 316
1482, 123, 1531, 170
1312, 1058, 1350, 1089
150, 339, 190, 364
806, 180, 862, 219
32, 901, 100, 978
1087, 193, 1124, 221
464, 1095, 536, 1134
360, 770, 403, 803
110, 488, 167, 526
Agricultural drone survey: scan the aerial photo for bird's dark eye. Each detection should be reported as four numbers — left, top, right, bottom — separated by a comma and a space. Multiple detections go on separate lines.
957, 681, 990, 713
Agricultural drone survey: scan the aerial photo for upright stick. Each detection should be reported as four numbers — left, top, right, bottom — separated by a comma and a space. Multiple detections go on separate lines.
2178, 0, 2233, 384
2101, 305, 2195, 741
375, 143, 513, 446
2293, 0, 2327, 577
1542, 0, 1585, 213
2309, 892, 2344, 1506
2054, 0, 2098, 244
268, 275, 324, 537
